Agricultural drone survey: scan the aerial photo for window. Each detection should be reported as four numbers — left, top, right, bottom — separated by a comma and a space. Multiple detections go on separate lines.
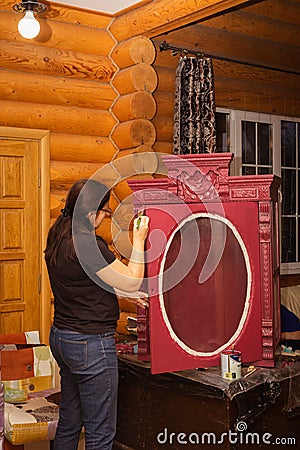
241, 121, 272, 175
215, 112, 230, 153
216, 110, 300, 273
281, 121, 299, 265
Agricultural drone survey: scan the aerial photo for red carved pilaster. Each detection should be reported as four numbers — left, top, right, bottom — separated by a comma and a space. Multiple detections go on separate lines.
136, 305, 150, 361
259, 201, 274, 360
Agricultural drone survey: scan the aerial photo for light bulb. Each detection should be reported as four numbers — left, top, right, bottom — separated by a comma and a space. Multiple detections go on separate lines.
18, 10, 40, 39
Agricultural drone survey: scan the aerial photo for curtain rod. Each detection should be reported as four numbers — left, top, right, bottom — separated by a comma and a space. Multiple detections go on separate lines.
159, 40, 299, 76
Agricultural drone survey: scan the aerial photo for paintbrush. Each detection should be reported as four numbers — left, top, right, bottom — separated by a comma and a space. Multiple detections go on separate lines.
136, 209, 144, 229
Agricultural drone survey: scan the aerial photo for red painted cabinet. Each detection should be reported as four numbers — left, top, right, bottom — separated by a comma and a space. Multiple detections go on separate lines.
128, 153, 281, 374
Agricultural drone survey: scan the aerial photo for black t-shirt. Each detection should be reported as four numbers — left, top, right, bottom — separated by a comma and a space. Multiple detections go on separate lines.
46, 235, 119, 334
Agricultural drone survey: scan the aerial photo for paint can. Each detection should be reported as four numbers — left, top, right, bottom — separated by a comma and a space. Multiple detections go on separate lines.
221, 349, 242, 380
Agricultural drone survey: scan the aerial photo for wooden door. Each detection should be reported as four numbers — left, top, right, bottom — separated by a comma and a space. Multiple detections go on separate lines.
0, 138, 41, 334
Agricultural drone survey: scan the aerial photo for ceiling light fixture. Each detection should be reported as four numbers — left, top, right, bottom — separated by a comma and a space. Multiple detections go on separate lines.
13, 0, 47, 39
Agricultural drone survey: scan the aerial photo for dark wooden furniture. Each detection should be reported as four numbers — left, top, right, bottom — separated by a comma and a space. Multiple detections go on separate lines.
115, 354, 300, 450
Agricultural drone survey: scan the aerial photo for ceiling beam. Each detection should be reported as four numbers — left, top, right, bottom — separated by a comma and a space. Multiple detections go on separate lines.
110, 0, 254, 41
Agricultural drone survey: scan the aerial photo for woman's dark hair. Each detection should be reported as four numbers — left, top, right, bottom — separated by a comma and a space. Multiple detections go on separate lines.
45, 178, 110, 265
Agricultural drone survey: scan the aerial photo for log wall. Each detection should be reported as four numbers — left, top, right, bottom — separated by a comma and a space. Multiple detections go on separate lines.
109, 35, 158, 258
0, 3, 160, 326
0, 4, 158, 264
0, 4, 119, 238
0, 1, 157, 225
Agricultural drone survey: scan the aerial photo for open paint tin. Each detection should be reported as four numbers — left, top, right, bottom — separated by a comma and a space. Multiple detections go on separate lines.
221, 349, 242, 380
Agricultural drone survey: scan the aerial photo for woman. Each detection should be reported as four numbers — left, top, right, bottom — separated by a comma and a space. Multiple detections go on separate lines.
45, 178, 149, 450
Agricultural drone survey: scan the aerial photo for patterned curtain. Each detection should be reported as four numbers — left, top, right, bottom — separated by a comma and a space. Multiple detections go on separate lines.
173, 57, 216, 154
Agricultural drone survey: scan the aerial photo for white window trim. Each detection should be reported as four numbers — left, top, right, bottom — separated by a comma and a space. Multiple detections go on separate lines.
216, 108, 300, 274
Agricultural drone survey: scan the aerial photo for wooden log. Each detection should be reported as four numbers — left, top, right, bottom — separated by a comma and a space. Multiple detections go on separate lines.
113, 174, 154, 203
50, 134, 117, 163
203, 9, 300, 46
110, 36, 156, 69
110, 202, 134, 232
111, 92, 156, 121
152, 116, 173, 142
118, 298, 138, 314
109, 0, 249, 40
168, 24, 300, 74
50, 160, 104, 188
154, 90, 174, 117
109, 193, 119, 214
111, 119, 156, 149
112, 63, 158, 95
153, 141, 173, 154
113, 146, 155, 176
50, 191, 67, 218
245, 0, 300, 26
114, 145, 154, 158
120, 145, 154, 155
0, 40, 116, 81
155, 66, 176, 91
90, 164, 133, 192
213, 60, 300, 91
50, 195, 62, 218
214, 75, 299, 103
110, 229, 132, 261
97, 217, 113, 245
215, 86, 300, 118
116, 311, 137, 334
0, 11, 115, 56
0, 1, 112, 28
111, 180, 132, 204
38, 21, 114, 58
112, 147, 159, 178
0, 100, 116, 136
152, 43, 178, 69
0, 69, 116, 110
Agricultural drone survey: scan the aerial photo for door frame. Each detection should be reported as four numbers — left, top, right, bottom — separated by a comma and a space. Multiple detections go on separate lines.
0, 126, 50, 343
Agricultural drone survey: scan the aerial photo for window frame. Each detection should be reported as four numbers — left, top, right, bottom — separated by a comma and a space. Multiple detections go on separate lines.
216, 108, 300, 274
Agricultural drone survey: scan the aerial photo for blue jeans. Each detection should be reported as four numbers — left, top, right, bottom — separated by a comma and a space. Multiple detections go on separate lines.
50, 326, 118, 450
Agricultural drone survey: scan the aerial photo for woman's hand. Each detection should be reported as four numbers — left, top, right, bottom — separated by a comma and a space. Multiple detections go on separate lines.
134, 297, 149, 308
115, 289, 149, 308
133, 215, 149, 242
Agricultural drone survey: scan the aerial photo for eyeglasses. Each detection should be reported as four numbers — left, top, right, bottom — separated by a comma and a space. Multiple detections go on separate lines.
99, 207, 112, 216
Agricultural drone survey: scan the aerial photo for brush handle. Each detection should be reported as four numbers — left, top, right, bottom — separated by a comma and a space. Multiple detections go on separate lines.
136, 210, 144, 229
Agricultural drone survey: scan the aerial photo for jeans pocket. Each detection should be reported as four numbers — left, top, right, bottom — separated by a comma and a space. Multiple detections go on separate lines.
58, 337, 88, 370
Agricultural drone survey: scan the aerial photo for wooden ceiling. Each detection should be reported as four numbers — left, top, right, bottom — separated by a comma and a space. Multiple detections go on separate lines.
150, 0, 299, 117
154, 0, 300, 76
